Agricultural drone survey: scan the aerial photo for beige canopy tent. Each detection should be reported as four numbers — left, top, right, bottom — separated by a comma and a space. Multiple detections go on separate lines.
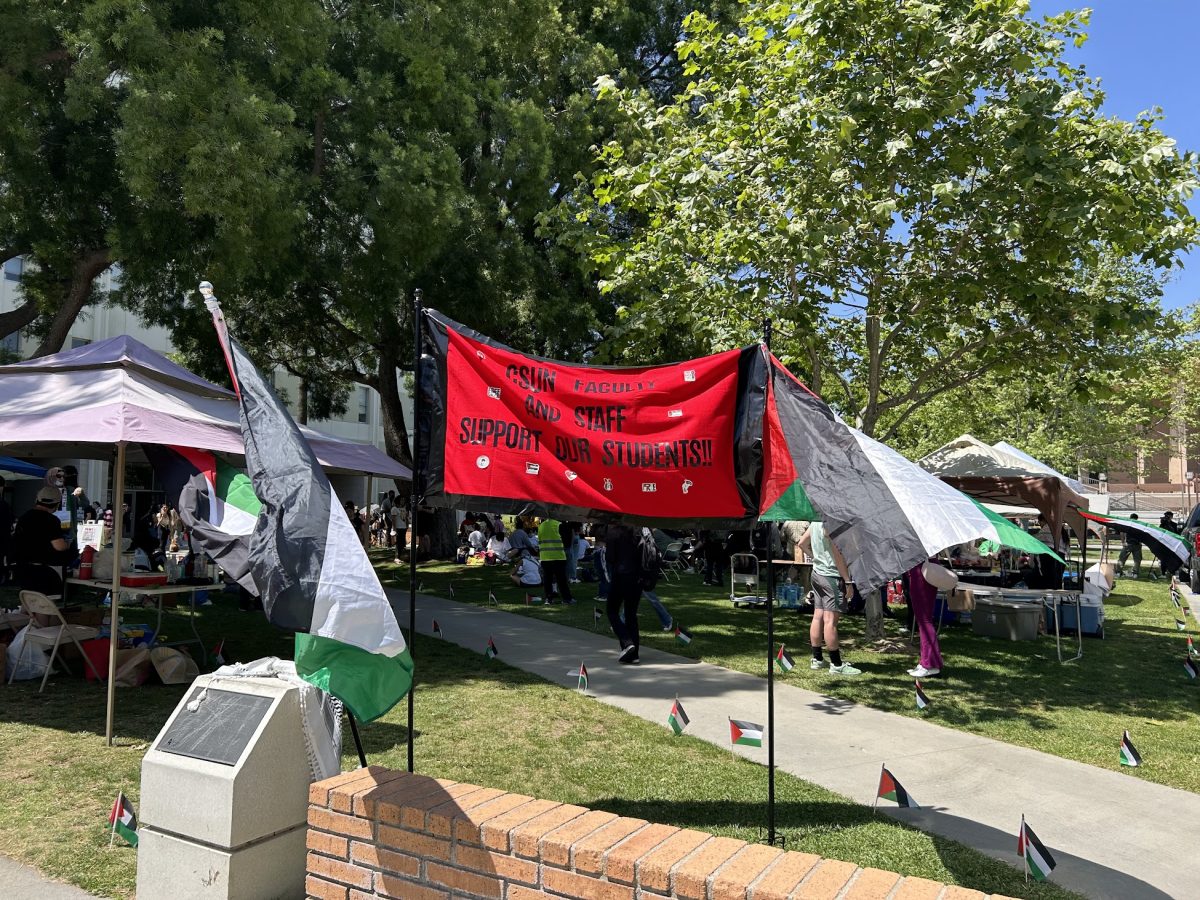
919, 435, 1090, 552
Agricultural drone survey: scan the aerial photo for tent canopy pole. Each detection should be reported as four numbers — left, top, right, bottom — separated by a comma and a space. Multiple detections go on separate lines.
105, 441, 127, 746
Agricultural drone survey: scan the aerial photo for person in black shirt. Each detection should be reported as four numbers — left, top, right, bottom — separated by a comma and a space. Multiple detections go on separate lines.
605, 523, 642, 664
0, 476, 13, 585
11, 485, 72, 596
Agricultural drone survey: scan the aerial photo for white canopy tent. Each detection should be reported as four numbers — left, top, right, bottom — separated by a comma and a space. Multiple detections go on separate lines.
991, 441, 1090, 496
0, 336, 410, 744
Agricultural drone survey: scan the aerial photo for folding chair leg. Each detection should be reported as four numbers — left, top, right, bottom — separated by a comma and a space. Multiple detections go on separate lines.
40, 630, 64, 693
7, 639, 28, 686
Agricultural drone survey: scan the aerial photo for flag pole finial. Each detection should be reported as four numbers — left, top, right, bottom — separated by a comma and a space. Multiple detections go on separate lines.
199, 280, 221, 314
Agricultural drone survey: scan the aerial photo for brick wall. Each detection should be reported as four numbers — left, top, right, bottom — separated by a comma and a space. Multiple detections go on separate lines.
307, 767, 1017, 900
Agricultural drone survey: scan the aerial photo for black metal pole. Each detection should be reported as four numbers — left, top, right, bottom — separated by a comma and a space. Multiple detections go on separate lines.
407, 289, 424, 774
763, 318, 777, 846
347, 710, 368, 769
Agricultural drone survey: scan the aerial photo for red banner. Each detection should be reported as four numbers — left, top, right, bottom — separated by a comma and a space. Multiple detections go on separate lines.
437, 325, 752, 520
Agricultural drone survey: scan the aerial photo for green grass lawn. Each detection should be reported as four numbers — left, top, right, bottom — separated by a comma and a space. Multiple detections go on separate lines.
0, 582, 1081, 900
381, 554, 1200, 795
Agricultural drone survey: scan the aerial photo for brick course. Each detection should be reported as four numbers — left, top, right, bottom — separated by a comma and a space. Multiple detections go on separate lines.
305, 768, 1023, 900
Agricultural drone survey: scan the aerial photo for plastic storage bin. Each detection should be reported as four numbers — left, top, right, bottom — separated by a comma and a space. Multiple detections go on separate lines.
1044, 596, 1105, 638
972, 599, 1041, 641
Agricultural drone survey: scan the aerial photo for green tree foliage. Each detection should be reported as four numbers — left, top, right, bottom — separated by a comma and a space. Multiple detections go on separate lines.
561, 0, 1200, 442
0, 1, 124, 353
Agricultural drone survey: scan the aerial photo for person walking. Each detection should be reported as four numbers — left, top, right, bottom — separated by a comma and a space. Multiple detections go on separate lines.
605, 523, 642, 663
537, 517, 574, 604
798, 521, 860, 675
1117, 514, 1143, 578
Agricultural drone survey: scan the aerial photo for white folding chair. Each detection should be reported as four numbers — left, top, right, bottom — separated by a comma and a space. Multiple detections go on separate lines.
660, 542, 685, 581
8, 590, 102, 693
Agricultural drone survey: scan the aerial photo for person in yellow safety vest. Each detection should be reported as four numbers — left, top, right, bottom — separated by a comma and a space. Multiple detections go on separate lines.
537, 517, 575, 605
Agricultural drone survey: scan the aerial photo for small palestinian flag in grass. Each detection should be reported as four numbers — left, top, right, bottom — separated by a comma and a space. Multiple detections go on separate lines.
1119, 730, 1142, 767
576, 663, 588, 691
1169, 586, 1183, 612
108, 792, 138, 847
593, 606, 604, 628
211, 639, 226, 667
729, 718, 763, 748
485, 637, 498, 659
667, 699, 690, 736
674, 625, 693, 645
1018, 816, 1056, 882
432, 619, 442, 637
449, 581, 455, 600
1189, 637, 1199, 659
1184, 658, 1197, 680
1175, 617, 1187, 632
875, 766, 919, 809
488, 591, 499, 607
776, 644, 795, 673
915, 680, 930, 711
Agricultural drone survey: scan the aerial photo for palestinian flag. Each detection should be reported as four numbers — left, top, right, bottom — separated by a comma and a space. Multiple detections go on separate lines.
1189, 637, 1198, 659
488, 591, 499, 607
486, 637, 498, 659
1018, 817, 1056, 882
142, 444, 262, 592
915, 680, 930, 711
729, 719, 763, 747
449, 582, 456, 600
674, 626, 693, 645
759, 358, 997, 592
211, 639, 226, 667
576, 663, 588, 691
1176, 618, 1188, 632
1170, 587, 1183, 612
432, 619, 442, 637
1119, 731, 1142, 767
776, 645, 795, 673
594, 607, 604, 626
668, 699, 690, 736
1184, 658, 1197, 680
876, 767, 919, 808
1080, 511, 1189, 573
108, 793, 138, 847
203, 297, 412, 722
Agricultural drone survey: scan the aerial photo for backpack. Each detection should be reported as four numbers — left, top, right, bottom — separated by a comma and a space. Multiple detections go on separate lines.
637, 527, 661, 590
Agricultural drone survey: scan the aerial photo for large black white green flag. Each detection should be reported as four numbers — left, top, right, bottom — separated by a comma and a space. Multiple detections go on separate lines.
204, 297, 412, 721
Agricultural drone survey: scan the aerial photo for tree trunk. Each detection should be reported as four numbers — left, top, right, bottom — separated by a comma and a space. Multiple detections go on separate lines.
0, 297, 40, 345
376, 339, 413, 489
863, 587, 885, 644
298, 376, 309, 424
31, 249, 111, 357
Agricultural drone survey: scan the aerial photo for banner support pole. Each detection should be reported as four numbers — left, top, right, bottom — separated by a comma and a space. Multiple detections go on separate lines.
762, 318, 778, 847
407, 288, 424, 774
347, 710, 368, 769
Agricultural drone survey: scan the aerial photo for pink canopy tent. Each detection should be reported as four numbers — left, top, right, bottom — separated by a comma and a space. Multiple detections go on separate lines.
0, 334, 410, 478
0, 335, 409, 744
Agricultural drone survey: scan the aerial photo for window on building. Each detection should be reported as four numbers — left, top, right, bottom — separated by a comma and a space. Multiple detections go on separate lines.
0, 331, 18, 355
71, 337, 91, 350
3, 257, 23, 282
358, 387, 370, 424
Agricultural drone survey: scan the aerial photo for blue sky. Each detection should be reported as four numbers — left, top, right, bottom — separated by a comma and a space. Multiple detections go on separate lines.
1030, 1, 1199, 311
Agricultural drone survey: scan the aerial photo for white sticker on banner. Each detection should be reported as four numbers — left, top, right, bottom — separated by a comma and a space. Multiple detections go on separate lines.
476, 455, 490, 469
526, 462, 540, 475
683, 370, 696, 382
667, 409, 683, 418
476, 349, 487, 360
565, 470, 578, 481
603, 477, 614, 492
641, 482, 657, 493
487, 386, 502, 399
682, 479, 694, 494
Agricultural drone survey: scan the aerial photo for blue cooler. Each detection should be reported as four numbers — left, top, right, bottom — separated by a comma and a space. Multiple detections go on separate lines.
1044, 595, 1105, 638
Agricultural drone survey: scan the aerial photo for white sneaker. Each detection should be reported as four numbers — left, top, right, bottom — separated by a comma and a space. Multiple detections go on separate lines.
830, 662, 862, 676
810, 658, 827, 669
662, 618, 674, 632
907, 665, 939, 678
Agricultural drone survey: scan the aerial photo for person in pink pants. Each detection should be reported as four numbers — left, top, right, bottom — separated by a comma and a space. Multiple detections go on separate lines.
906, 561, 945, 678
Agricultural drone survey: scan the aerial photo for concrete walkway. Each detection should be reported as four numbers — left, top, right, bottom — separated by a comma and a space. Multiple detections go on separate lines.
0, 856, 102, 899
391, 588, 1197, 900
